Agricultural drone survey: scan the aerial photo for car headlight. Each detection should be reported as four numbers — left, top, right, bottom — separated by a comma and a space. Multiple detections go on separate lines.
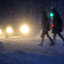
21, 25, 29, 34
0, 29, 2, 34
6, 27, 12, 33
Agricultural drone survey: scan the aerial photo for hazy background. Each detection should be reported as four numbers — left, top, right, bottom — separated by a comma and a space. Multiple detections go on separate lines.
0, 0, 64, 27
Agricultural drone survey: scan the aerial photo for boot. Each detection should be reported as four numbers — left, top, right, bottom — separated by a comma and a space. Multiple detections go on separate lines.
38, 43, 42, 46
49, 39, 55, 46
50, 43, 54, 46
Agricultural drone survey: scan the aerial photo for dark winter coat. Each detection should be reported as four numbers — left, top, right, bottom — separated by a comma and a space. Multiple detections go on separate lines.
41, 12, 50, 34
52, 11, 62, 33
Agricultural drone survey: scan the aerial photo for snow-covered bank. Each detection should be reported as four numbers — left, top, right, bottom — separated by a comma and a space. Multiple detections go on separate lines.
0, 49, 64, 64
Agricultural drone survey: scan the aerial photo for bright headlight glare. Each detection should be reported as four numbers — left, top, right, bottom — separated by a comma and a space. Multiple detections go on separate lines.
21, 25, 29, 34
0, 30, 2, 34
6, 27, 12, 33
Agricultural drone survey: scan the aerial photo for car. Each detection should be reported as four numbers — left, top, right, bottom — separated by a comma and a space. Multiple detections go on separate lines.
0, 23, 30, 38
0, 22, 40, 38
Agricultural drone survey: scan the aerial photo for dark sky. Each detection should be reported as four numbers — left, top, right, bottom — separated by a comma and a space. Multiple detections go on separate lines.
0, 0, 64, 24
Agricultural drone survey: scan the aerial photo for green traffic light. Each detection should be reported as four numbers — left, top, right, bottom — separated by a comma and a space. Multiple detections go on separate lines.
50, 12, 54, 17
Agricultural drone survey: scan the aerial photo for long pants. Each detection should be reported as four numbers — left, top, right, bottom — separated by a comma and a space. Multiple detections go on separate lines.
54, 32, 64, 42
41, 32, 53, 45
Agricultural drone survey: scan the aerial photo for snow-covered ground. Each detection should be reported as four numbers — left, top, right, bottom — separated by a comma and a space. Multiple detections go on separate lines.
0, 49, 64, 64
0, 29, 64, 64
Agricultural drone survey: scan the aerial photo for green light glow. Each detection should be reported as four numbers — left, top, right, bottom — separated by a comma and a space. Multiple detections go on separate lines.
50, 12, 54, 17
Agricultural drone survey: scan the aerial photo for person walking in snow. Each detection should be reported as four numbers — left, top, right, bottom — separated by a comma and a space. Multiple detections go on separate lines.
51, 8, 64, 46
38, 11, 54, 46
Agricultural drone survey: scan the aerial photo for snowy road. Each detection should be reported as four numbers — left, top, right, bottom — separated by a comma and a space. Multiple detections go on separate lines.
0, 35, 64, 58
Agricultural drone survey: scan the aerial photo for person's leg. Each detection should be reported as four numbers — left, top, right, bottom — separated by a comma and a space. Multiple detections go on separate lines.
58, 33, 64, 45
38, 34, 45, 46
53, 32, 56, 43
47, 32, 54, 46
58, 33, 64, 41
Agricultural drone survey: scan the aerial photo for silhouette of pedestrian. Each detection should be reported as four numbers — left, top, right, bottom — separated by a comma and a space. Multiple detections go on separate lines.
38, 11, 54, 46
51, 8, 64, 46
